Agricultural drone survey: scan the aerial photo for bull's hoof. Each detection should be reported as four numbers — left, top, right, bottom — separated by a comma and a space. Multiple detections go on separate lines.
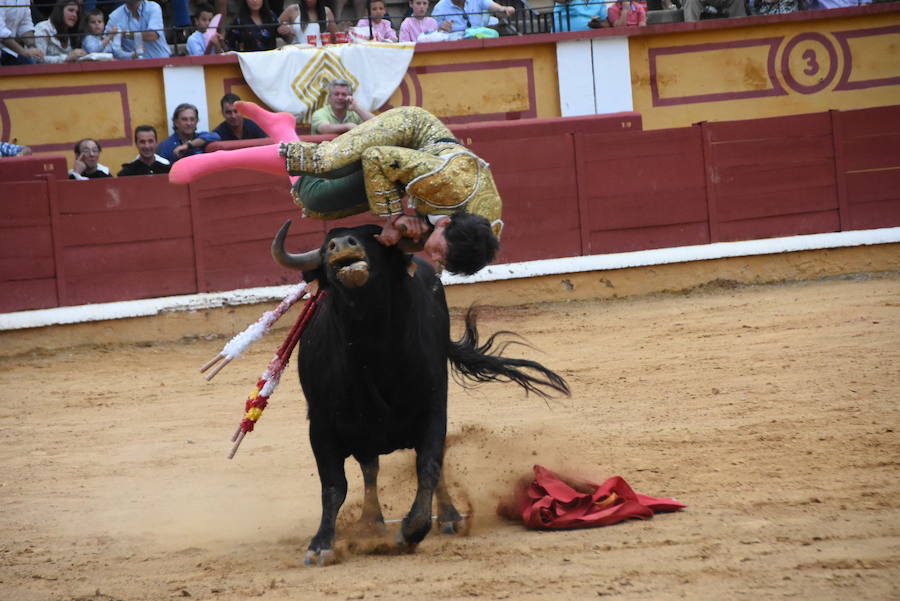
437, 517, 464, 535
304, 549, 337, 567
394, 528, 421, 554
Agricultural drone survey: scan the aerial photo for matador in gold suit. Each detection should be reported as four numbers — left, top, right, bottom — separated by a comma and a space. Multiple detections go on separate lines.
169, 104, 503, 275
281, 106, 504, 241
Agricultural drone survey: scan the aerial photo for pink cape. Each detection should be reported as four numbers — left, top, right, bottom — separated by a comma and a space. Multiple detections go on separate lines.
501, 465, 685, 530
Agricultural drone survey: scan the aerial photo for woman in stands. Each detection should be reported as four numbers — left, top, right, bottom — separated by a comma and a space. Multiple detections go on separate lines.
34, 0, 86, 63
278, 0, 338, 46
226, 0, 292, 51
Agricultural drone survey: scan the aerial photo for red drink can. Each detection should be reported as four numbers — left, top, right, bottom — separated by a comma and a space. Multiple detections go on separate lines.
335, 32, 348, 44
306, 34, 317, 45
321, 32, 332, 44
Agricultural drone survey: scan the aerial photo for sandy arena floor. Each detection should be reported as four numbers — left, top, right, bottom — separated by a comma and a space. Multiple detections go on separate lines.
1, 273, 898, 601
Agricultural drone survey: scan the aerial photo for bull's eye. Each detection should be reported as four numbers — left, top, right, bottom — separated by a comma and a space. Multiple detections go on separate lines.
328, 240, 336, 251
347, 237, 357, 246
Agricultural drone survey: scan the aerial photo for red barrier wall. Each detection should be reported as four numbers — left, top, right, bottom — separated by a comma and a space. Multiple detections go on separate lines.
833, 106, 900, 231
1, 106, 898, 313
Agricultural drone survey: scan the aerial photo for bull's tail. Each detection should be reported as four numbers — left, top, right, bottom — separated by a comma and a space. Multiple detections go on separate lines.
448, 307, 570, 399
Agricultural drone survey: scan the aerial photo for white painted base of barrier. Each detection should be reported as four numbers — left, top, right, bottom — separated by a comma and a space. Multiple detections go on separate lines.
2, 227, 898, 331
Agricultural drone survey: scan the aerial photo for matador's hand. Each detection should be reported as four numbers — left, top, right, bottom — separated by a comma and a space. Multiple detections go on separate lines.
375, 216, 404, 246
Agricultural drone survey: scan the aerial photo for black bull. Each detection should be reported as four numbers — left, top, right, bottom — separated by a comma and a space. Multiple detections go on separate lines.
272, 221, 570, 566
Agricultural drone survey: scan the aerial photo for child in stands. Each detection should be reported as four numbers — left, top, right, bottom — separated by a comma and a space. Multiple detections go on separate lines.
400, 0, 439, 41
355, 0, 397, 42
186, 4, 225, 55
81, 9, 121, 55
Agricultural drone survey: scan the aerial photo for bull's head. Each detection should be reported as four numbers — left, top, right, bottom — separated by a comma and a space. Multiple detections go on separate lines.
272, 220, 373, 288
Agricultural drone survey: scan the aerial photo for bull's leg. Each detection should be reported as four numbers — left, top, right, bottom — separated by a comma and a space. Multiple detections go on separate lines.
357, 457, 386, 535
399, 410, 446, 548
306, 443, 347, 567
435, 477, 464, 535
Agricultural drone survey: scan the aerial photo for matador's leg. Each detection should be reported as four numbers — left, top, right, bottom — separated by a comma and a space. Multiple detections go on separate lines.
295, 170, 370, 220
361, 146, 447, 217
281, 106, 453, 178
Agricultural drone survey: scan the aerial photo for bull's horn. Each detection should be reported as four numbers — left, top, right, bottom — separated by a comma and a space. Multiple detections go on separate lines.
272, 220, 322, 271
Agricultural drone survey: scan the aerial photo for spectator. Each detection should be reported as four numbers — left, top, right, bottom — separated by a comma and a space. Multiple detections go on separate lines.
105, 0, 171, 59
607, 0, 647, 26
552, 0, 608, 31
1, 0, 44, 65
118, 125, 171, 176
400, 0, 439, 42
186, 3, 225, 55
683, 0, 746, 21
431, 0, 514, 33
0, 141, 32, 156
157, 103, 221, 163
310, 78, 375, 135
69, 138, 111, 179
34, 0, 86, 63
213, 93, 269, 140
355, 0, 397, 41
81, 8, 121, 55
751, 0, 798, 14
331, 0, 367, 29
278, 0, 336, 46
227, 0, 290, 51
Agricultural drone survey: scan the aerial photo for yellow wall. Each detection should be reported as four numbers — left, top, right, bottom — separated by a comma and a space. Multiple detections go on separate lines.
630, 11, 900, 130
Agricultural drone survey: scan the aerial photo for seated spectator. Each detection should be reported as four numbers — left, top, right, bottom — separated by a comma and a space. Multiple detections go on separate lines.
278, 0, 337, 46
355, 0, 397, 42
69, 138, 111, 179
0, 141, 32, 156
105, 0, 171, 59
310, 78, 375, 135
400, 0, 439, 42
432, 0, 515, 33
227, 0, 291, 51
607, 0, 646, 26
187, 3, 225, 55
157, 103, 221, 164
2, 0, 45, 65
34, 0, 86, 63
214, 93, 268, 140
683, 0, 746, 21
751, 0, 798, 15
81, 9, 121, 55
553, 0, 608, 31
118, 125, 171, 176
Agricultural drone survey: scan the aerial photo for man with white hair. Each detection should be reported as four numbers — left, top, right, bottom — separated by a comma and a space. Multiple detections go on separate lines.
310, 79, 375, 135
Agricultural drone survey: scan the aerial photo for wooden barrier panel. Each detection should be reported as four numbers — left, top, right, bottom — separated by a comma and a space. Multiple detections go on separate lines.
0, 180, 56, 312
575, 126, 709, 255
703, 113, 840, 242
833, 106, 900, 231
55, 176, 196, 305
187, 169, 322, 292
469, 132, 582, 263
0, 154, 68, 183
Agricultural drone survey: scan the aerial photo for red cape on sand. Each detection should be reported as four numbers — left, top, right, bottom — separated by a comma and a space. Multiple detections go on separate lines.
499, 465, 686, 530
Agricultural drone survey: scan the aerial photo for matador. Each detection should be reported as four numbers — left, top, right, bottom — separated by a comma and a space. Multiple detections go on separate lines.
170, 103, 504, 275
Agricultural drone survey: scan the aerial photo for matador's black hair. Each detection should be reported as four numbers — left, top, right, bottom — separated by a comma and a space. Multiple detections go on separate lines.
443, 213, 499, 276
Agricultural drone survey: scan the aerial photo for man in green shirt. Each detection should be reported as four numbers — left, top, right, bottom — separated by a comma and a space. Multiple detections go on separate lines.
310, 79, 376, 135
